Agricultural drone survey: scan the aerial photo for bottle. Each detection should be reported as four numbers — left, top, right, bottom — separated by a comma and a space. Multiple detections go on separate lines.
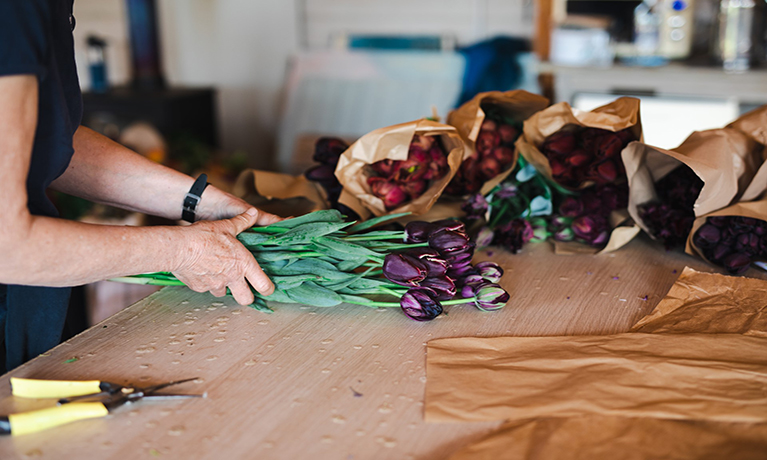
633, 0, 667, 65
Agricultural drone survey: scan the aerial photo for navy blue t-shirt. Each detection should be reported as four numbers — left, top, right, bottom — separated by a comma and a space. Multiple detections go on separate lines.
0, 0, 82, 373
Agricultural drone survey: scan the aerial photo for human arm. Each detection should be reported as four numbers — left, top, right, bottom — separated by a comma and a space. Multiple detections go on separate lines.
0, 75, 276, 305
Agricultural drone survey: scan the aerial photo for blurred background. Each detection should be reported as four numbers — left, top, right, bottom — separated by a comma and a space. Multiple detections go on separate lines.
61, 0, 767, 330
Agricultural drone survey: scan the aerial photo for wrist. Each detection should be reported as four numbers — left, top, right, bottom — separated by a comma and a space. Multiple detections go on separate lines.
195, 186, 251, 221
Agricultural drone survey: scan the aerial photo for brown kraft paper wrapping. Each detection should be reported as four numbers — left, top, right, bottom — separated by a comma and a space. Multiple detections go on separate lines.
336, 119, 466, 220
623, 129, 762, 238
424, 333, 767, 424
728, 105, 767, 202
630, 266, 767, 337
233, 169, 328, 218
686, 194, 767, 263
448, 416, 767, 460
517, 97, 643, 253
447, 90, 549, 195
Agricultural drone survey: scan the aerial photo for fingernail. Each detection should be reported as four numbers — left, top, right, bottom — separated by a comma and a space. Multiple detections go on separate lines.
246, 208, 258, 217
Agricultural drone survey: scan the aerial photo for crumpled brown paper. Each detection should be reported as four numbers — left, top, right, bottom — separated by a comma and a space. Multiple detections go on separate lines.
517, 97, 643, 253
233, 169, 328, 218
623, 129, 762, 238
447, 90, 549, 195
686, 194, 767, 265
629, 267, 767, 337
728, 105, 767, 202
448, 416, 767, 460
425, 333, 767, 424
336, 119, 467, 220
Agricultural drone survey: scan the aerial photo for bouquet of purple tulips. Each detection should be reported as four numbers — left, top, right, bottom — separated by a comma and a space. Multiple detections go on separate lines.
113, 210, 509, 322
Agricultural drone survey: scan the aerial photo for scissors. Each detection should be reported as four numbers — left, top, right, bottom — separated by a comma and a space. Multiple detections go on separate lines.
0, 377, 204, 436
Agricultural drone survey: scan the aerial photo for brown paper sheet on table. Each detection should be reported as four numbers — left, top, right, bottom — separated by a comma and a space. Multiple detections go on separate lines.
336, 119, 467, 220
686, 194, 767, 262
448, 416, 767, 460
447, 90, 549, 195
630, 266, 767, 337
233, 169, 328, 218
425, 333, 767, 424
727, 105, 767, 201
517, 97, 643, 253
623, 129, 762, 238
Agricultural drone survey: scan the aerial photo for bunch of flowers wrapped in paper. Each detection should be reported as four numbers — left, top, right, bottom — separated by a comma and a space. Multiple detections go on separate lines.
114, 210, 509, 321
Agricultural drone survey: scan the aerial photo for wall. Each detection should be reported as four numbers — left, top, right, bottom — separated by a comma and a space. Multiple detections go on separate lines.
73, 0, 300, 169
71, 0, 534, 170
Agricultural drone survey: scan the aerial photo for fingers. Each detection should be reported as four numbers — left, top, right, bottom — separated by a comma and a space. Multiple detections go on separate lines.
254, 209, 283, 226
245, 261, 274, 296
228, 279, 255, 306
229, 208, 260, 234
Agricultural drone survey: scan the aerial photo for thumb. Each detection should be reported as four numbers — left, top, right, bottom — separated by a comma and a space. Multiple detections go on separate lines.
230, 208, 260, 234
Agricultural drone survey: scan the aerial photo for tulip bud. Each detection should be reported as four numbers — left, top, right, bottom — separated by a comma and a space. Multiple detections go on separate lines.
498, 124, 519, 144
495, 182, 518, 199
479, 156, 502, 180
474, 226, 495, 248
593, 160, 618, 183
566, 149, 591, 167
477, 130, 501, 154
542, 130, 576, 156
405, 248, 449, 278
491, 146, 515, 165
404, 221, 435, 243
383, 253, 427, 286
400, 287, 443, 321
370, 159, 397, 178
421, 276, 457, 301
305, 164, 339, 187
403, 179, 428, 199
494, 219, 533, 254
461, 193, 489, 220
475, 261, 503, 283
447, 263, 477, 281
554, 227, 575, 242
369, 178, 408, 210
559, 197, 583, 218
429, 229, 470, 254
723, 252, 751, 275
313, 137, 348, 165
432, 219, 467, 234
694, 224, 721, 248
596, 133, 622, 158
474, 282, 510, 311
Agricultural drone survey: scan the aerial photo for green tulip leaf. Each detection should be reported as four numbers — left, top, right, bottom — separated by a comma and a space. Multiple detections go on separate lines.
265, 221, 352, 246
285, 281, 343, 307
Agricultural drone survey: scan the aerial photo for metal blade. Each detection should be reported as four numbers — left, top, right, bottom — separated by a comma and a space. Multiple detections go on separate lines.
135, 377, 199, 395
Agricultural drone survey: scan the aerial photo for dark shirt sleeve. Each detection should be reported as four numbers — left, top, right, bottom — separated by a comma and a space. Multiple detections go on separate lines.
0, 0, 52, 79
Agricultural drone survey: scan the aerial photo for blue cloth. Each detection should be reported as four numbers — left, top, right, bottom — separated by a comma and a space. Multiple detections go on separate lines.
0, 0, 82, 373
456, 37, 530, 107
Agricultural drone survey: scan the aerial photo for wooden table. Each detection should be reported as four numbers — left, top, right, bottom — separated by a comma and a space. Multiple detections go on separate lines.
1, 235, 763, 459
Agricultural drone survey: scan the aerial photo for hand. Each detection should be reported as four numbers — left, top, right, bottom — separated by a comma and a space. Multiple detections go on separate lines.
172, 207, 279, 305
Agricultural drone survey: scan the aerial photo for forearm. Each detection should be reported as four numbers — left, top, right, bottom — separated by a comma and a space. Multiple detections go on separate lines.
0, 213, 188, 286
52, 126, 250, 221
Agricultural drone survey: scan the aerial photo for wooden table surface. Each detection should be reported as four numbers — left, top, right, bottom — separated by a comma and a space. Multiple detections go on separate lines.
1, 235, 763, 459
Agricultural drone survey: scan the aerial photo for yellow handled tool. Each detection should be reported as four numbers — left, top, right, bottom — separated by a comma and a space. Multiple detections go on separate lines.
1, 377, 202, 436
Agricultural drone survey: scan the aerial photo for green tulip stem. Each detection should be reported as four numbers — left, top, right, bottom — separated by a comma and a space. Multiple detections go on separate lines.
369, 243, 429, 251
343, 234, 405, 242
342, 296, 477, 308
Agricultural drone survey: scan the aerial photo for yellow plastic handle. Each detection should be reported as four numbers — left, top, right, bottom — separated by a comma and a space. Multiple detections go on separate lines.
8, 402, 108, 435
10, 378, 102, 399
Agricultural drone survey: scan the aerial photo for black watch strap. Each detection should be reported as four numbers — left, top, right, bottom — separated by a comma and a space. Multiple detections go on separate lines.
182, 173, 208, 223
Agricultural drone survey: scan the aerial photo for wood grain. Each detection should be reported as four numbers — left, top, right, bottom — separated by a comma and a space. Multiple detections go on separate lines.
1, 235, 763, 459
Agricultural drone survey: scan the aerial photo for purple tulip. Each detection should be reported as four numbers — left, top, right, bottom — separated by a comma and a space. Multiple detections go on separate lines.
461, 193, 489, 220
313, 137, 348, 165
542, 130, 576, 156
405, 248, 448, 277
429, 229, 470, 254
460, 284, 477, 299
404, 221, 435, 243
493, 218, 533, 254
498, 124, 519, 144
475, 261, 503, 283
400, 287, 443, 321
383, 253, 427, 286
432, 219, 466, 234
460, 273, 485, 287
474, 226, 495, 248
572, 215, 608, 246
421, 276, 457, 301
723, 252, 751, 275
559, 196, 583, 218
474, 282, 510, 311
554, 227, 575, 242
447, 263, 477, 281
369, 178, 408, 210
444, 249, 474, 267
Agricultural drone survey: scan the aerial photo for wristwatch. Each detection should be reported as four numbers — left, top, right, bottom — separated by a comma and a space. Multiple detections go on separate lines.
182, 174, 208, 223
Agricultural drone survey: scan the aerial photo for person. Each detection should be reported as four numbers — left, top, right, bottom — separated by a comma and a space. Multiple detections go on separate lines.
0, 1, 279, 374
